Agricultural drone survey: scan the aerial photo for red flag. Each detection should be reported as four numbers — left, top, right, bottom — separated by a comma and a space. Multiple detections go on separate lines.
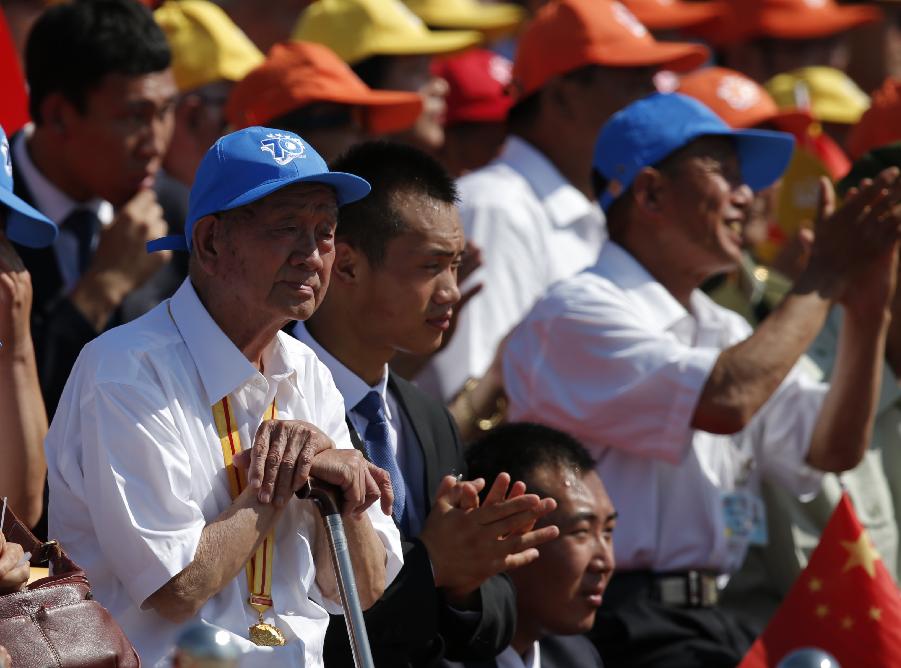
739, 494, 901, 668
0, 6, 29, 134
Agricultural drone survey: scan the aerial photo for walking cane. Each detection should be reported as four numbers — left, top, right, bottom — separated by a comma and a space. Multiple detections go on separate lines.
296, 481, 376, 668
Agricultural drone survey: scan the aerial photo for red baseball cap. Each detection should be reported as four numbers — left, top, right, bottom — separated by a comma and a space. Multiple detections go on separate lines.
847, 77, 901, 160
433, 49, 513, 126
512, 0, 709, 99
693, 0, 882, 45
225, 41, 423, 135
678, 66, 811, 132
621, 0, 726, 31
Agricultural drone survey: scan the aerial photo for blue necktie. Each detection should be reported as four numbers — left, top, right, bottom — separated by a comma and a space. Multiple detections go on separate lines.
59, 208, 100, 277
354, 391, 407, 529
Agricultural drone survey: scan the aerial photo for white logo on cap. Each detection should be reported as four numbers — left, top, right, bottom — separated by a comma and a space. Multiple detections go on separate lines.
488, 55, 513, 86
1, 138, 11, 178
717, 75, 761, 111
612, 2, 648, 38
260, 133, 306, 166
803, 0, 827, 7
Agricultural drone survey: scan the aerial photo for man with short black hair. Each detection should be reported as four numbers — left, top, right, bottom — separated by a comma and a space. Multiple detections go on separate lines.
450, 422, 615, 668
13, 0, 178, 434
294, 141, 559, 667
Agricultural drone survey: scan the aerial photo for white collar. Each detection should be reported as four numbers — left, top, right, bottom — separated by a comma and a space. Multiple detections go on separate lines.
12, 124, 114, 226
168, 279, 298, 405
593, 241, 707, 333
292, 321, 390, 416
499, 135, 599, 229
495, 641, 541, 668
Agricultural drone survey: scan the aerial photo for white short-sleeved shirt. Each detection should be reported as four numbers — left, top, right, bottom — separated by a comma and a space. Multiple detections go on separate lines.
504, 242, 825, 574
416, 136, 606, 401
45, 279, 403, 668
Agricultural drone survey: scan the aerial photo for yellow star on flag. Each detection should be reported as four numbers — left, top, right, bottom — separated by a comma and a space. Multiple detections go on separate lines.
870, 607, 882, 621
808, 577, 822, 592
816, 604, 829, 618
841, 532, 880, 578
841, 616, 854, 630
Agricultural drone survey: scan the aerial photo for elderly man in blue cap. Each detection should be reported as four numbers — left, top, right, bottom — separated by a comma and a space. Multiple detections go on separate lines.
44, 127, 404, 667
503, 93, 901, 668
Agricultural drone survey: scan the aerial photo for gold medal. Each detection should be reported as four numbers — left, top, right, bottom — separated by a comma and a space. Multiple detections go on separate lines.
249, 617, 287, 646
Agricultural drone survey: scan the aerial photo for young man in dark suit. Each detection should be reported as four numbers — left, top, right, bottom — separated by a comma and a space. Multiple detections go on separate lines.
293, 141, 560, 666
11, 0, 178, 423
445, 423, 617, 668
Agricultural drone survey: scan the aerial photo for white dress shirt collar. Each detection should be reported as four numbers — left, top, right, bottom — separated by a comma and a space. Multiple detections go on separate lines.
11, 125, 114, 226
292, 321, 390, 417
500, 135, 597, 229
495, 641, 541, 668
169, 279, 299, 406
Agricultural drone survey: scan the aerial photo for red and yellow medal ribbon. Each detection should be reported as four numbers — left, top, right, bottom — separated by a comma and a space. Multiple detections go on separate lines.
212, 396, 278, 619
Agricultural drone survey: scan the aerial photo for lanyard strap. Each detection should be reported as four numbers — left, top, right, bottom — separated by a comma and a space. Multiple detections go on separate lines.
212, 395, 278, 617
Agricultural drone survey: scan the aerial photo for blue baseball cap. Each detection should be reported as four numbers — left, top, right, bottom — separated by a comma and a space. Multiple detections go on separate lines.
0, 126, 57, 249
593, 93, 795, 212
147, 126, 371, 252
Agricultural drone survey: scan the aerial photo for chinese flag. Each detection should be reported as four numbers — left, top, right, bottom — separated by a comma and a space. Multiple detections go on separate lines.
0, 6, 29, 134
739, 494, 901, 668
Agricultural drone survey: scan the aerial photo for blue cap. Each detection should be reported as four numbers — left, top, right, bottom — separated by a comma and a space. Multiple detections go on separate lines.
147, 126, 371, 252
0, 126, 57, 249
593, 93, 795, 212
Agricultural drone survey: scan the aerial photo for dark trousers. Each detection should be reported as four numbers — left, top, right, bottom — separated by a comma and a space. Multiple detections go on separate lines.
590, 571, 758, 668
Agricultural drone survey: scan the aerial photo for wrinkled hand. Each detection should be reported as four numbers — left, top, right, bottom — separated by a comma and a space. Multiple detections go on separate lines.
0, 534, 29, 594
419, 473, 558, 603
0, 232, 33, 354
87, 189, 170, 294
233, 419, 335, 507
805, 170, 901, 309
308, 448, 394, 517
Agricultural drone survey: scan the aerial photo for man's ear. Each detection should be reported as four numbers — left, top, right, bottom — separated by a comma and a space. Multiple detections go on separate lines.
631, 167, 667, 217
191, 215, 222, 276
332, 240, 361, 284
40, 92, 75, 138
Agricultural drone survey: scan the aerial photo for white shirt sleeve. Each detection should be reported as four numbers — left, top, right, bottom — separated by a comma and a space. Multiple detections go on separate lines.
744, 363, 826, 498
80, 379, 206, 608
504, 289, 719, 465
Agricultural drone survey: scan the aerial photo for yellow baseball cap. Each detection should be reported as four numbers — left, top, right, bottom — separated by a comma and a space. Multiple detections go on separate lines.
154, 0, 264, 92
765, 67, 870, 125
292, 0, 482, 66
403, 0, 526, 35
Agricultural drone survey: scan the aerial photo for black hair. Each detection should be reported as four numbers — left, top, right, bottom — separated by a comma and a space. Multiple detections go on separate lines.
25, 0, 171, 123
330, 140, 458, 266
466, 423, 596, 497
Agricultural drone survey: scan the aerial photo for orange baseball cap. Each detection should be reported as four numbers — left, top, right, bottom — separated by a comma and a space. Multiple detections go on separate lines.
694, 0, 881, 45
225, 41, 424, 135
512, 0, 709, 100
847, 77, 901, 160
677, 66, 811, 131
621, 0, 726, 31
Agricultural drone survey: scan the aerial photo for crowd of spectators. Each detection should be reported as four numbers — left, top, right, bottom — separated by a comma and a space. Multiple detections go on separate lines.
3, 0, 901, 666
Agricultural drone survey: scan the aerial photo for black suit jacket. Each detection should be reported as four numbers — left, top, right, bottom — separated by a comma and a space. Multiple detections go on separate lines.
323, 372, 516, 667
442, 634, 604, 668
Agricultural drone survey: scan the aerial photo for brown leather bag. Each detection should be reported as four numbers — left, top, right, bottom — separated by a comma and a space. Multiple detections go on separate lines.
0, 506, 140, 667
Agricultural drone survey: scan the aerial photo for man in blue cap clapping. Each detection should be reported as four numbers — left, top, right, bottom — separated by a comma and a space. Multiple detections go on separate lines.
43, 126, 404, 667
502, 93, 901, 667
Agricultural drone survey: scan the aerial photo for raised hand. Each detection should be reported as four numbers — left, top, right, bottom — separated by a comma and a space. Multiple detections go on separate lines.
419, 473, 559, 604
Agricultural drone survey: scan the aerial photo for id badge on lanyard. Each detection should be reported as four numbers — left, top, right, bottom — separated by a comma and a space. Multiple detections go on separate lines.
721, 455, 768, 570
